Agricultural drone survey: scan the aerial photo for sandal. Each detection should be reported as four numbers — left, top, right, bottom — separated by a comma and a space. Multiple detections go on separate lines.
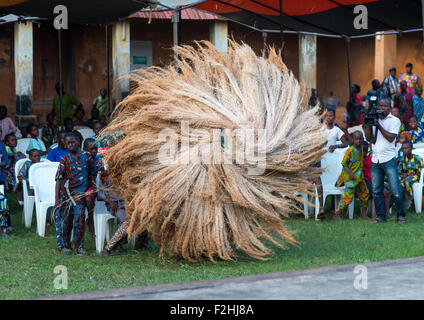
60, 248, 72, 255
76, 249, 88, 256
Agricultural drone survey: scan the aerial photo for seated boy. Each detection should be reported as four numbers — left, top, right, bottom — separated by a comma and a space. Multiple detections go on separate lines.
407, 116, 424, 144
18, 149, 41, 196
55, 132, 96, 255
334, 131, 370, 220
398, 140, 423, 209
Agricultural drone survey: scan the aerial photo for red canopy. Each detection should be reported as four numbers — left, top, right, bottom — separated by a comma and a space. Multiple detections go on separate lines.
194, 0, 423, 37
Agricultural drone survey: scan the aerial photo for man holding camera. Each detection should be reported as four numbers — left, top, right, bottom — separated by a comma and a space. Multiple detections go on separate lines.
363, 98, 406, 224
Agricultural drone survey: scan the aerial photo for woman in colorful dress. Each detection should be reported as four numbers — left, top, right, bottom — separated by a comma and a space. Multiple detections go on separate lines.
399, 63, 422, 95
394, 81, 414, 129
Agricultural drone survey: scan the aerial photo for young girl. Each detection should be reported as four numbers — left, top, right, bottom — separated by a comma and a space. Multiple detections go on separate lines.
4, 133, 26, 201
27, 124, 48, 158
334, 131, 370, 220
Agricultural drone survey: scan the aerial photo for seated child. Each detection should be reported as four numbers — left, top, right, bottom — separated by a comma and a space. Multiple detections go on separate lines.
397, 131, 412, 159
334, 131, 369, 220
0, 191, 10, 237
0, 140, 10, 234
18, 149, 41, 196
407, 116, 424, 144
398, 140, 423, 209
4, 133, 26, 196
27, 124, 48, 158
55, 132, 96, 255
47, 131, 69, 162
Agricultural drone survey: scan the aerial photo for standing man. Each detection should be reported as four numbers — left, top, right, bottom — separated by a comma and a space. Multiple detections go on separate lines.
52, 82, 83, 126
363, 98, 406, 224
383, 68, 399, 99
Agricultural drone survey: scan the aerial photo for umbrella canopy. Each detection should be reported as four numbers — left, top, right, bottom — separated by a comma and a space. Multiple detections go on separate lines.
194, 0, 423, 37
0, 0, 150, 24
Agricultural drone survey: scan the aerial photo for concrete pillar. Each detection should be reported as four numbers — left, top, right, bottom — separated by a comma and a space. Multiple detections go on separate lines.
112, 21, 130, 105
210, 21, 228, 53
14, 21, 33, 120
299, 34, 317, 105
374, 32, 397, 81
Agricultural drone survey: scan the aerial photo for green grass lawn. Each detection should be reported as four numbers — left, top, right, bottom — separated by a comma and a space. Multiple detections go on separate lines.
1, 191, 424, 300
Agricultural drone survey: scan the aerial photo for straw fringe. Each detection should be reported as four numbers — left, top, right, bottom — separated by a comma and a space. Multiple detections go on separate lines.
102, 41, 326, 262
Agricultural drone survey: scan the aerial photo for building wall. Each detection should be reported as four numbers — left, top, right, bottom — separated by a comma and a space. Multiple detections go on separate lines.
317, 36, 375, 124
0, 24, 15, 117
5, 18, 424, 127
396, 32, 424, 81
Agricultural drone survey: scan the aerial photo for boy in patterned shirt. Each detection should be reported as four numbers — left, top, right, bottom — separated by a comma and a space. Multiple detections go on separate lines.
55, 132, 96, 255
398, 140, 423, 208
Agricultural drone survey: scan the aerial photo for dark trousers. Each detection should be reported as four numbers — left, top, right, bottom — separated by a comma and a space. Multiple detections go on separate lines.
371, 157, 405, 221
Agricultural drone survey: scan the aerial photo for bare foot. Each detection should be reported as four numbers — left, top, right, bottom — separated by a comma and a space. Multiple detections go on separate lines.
361, 215, 371, 220
333, 214, 341, 221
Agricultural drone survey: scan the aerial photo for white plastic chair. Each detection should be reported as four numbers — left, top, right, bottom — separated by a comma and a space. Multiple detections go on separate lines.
29, 162, 59, 237
411, 148, 424, 213
319, 148, 354, 220
76, 127, 95, 141
93, 200, 116, 252
16, 138, 31, 157
413, 143, 424, 149
15, 158, 50, 227
301, 187, 320, 219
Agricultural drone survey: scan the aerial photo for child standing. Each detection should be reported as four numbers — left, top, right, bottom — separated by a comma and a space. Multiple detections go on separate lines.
362, 141, 376, 221
398, 140, 423, 209
83, 138, 99, 237
55, 133, 96, 255
334, 131, 370, 220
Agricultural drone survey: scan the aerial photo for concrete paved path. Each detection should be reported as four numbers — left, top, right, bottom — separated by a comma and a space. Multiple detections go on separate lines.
45, 256, 424, 300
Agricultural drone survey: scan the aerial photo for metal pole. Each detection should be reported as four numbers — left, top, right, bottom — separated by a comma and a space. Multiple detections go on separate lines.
58, 28, 64, 129
279, 0, 284, 60
106, 24, 111, 117
345, 37, 352, 98
172, 8, 180, 67
262, 31, 267, 54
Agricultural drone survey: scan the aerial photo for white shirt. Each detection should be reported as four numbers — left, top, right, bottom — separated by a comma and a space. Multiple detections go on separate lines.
371, 113, 401, 164
324, 125, 345, 149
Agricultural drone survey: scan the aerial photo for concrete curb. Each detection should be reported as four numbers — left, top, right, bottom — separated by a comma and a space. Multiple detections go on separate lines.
39, 255, 424, 300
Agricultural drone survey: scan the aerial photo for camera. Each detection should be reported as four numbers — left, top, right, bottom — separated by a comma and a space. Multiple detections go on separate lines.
363, 108, 385, 126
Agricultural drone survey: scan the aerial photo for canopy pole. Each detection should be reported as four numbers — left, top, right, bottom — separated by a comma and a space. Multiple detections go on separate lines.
345, 37, 352, 99
279, 0, 284, 60
106, 24, 111, 117
172, 7, 180, 67
262, 31, 267, 54
58, 28, 63, 129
